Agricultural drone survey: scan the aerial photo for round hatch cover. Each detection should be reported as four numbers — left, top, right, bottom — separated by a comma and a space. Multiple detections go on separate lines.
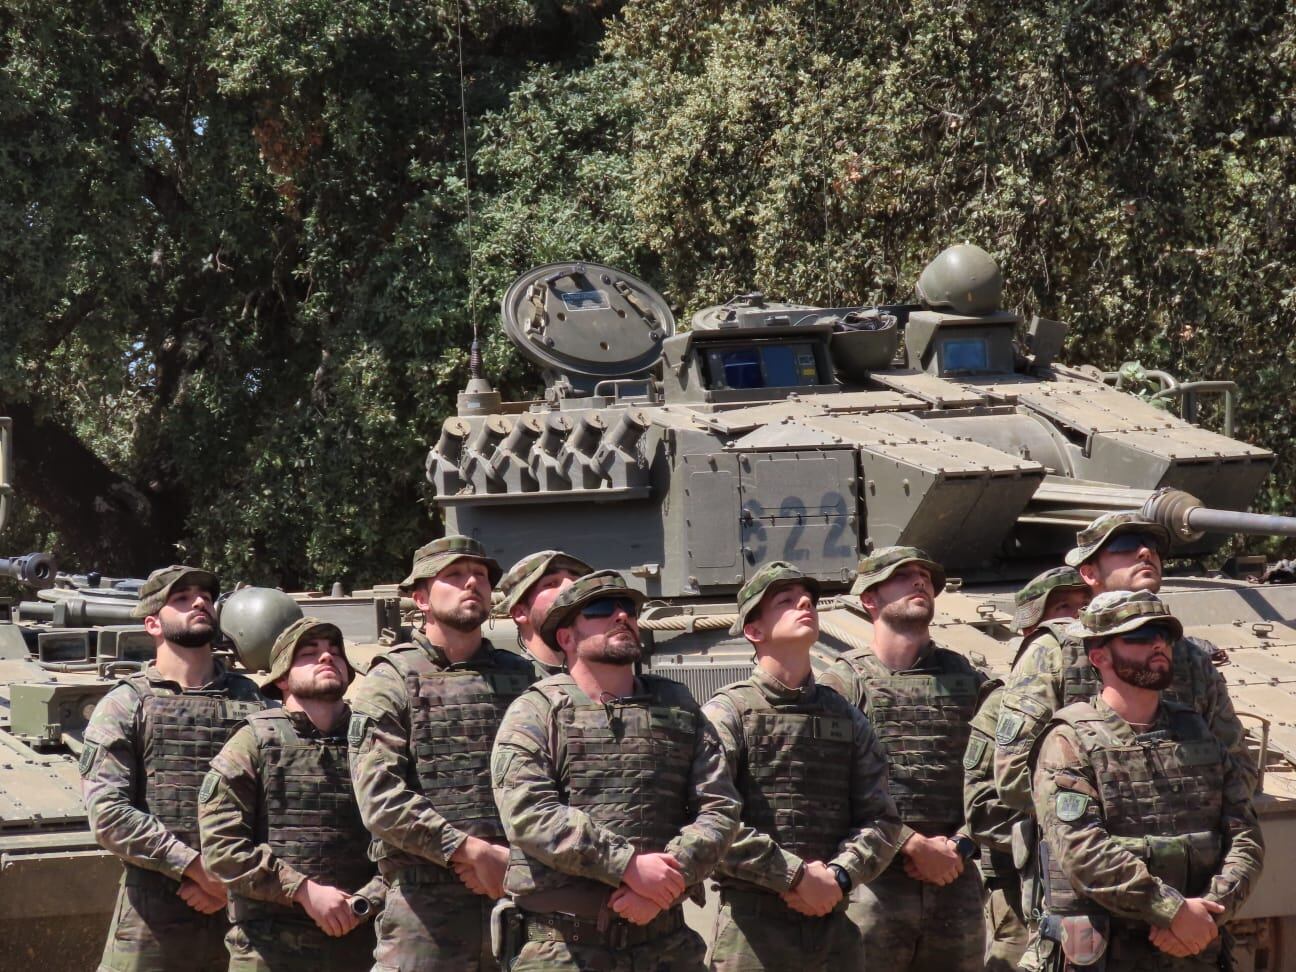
501, 262, 675, 384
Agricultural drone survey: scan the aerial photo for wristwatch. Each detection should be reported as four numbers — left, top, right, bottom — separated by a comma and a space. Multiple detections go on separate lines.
828, 863, 852, 894
953, 835, 977, 861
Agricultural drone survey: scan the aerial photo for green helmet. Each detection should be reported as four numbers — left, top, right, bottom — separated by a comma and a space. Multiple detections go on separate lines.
915, 244, 1003, 315
217, 587, 304, 673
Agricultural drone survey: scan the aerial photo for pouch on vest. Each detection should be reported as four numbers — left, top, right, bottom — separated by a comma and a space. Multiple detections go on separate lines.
1040, 913, 1108, 970
1013, 817, 1040, 917
491, 897, 523, 971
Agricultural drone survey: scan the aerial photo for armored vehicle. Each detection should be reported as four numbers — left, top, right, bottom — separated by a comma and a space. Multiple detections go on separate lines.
427, 247, 1296, 971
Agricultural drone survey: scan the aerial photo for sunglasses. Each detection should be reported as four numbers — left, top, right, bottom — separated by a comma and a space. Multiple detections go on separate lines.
1117, 623, 1174, 645
578, 597, 638, 619
1103, 532, 1161, 555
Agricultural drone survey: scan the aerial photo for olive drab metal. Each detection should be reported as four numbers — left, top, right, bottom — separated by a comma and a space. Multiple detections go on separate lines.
217, 586, 305, 673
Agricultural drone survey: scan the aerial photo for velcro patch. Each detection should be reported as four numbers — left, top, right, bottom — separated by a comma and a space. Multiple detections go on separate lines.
198, 771, 220, 804
1056, 791, 1090, 822
995, 712, 1025, 746
348, 713, 372, 748
78, 742, 100, 777
963, 735, 988, 770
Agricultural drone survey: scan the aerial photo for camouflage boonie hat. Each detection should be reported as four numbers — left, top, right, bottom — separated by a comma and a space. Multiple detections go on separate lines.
131, 565, 219, 618
262, 616, 351, 700
538, 570, 646, 653
399, 535, 502, 591
1064, 511, 1171, 567
495, 550, 594, 616
730, 561, 821, 636
1012, 566, 1087, 633
1067, 590, 1183, 645
849, 546, 946, 597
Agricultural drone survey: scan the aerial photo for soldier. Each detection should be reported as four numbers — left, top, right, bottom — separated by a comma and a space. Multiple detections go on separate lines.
1031, 591, 1263, 970
962, 566, 1089, 972
818, 546, 987, 972
491, 570, 741, 971
703, 562, 902, 971
199, 616, 384, 971
81, 565, 265, 972
349, 536, 534, 971
995, 511, 1257, 817
494, 550, 593, 677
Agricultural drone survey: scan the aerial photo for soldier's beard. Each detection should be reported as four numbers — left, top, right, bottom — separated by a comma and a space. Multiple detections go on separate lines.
161, 615, 214, 649
878, 597, 934, 634
432, 600, 488, 632
581, 629, 641, 666
288, 677, 346, 702
1108, 644, 1173, 690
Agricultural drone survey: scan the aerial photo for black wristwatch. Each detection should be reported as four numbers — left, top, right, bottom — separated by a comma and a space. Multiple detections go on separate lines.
828, 863, 852, 894
953, 835, 978, 861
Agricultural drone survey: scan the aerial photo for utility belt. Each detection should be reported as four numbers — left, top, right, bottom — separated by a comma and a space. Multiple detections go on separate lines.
521, 906, 686, 948
718, 886, 846, 920
377, 860, 458, 887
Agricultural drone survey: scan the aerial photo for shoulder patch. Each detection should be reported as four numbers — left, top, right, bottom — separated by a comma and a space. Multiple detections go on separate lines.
199, 771, 220, 804
963, 734, 988, 770
1055, 791, 1090, 822
348, 713, 372, 748
78, 741, 100, 777
996, 711, 1025, 746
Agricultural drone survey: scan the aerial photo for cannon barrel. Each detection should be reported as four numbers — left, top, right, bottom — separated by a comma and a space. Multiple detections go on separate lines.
1143, 488, 1296, 543
16, 596, 137, 626
0, 552, 58, 590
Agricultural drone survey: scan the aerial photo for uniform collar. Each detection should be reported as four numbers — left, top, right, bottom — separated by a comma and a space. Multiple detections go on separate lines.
749, 665, 816, 702
413, 629, 494, 667
284, 704, 350, 738
142, 658, 233, 692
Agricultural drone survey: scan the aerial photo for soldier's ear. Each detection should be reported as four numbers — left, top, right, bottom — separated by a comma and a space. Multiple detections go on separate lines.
510, 602, 529, 626
743, 620, 765, 646
1077, 562, 1101, 590
409, 581, 432, 614
555, 625, 575, 655
143, 613, 164, 638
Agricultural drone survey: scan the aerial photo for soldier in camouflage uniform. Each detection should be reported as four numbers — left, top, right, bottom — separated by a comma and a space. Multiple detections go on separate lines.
495, 550, 593, 677
491, 571, 741, 971
962, 566, 1088, 972
1031, 591, 1263, 970
199, 617, 384, 971
995, 512, 1256, 818
703, 562, 902, 971
349, 536, 534, 972
81, 565, 266, 972
818, 547, 987, 972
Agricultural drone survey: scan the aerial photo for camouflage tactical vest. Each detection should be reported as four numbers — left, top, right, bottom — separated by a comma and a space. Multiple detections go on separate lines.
1010, 618, 1072, 669
713, 680, 854, 874
835, 646, 979, 833
1059, 633, 1212, 716
128, 674, 264, 850
379, 638, 534, 843
506, 674, 698, 896
232, 708, 374, 919
1040, 701, 1225, 916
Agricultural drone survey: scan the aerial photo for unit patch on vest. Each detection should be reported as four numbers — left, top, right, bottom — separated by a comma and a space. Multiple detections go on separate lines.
1056, 791, 1090, 822
199, 770, 220, 804
78, 741, 99, 777
348, 713, 371, 748
996, 712, 1024, 746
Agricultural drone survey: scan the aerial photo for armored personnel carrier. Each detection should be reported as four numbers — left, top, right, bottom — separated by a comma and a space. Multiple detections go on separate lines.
427, 246, 1296, 971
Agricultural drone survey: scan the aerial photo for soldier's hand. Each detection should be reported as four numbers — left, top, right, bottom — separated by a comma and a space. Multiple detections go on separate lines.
294, 880, 362, 938
779, 862, 841, 917
451, 836, 509, 898
1167, 898, 1224, 955
622, 852, 686, 909
1149, 925, 1195, 957
182, 858, 229, 902
609, 887, 661, 926
899, 834, 963, 886
177, 878, 225, 915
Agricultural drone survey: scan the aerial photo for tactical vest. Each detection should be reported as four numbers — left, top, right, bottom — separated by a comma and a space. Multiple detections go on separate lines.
1039, 701, 1225, 918
1010, 618, 1072, 669
712, 681, 854, 873
1059, 634, 1212, 717
232, 708, 374, 920
129, 674, 264, 850
506, 675, 698, 896
836, 647, 980, 834
380, 638, 534, 843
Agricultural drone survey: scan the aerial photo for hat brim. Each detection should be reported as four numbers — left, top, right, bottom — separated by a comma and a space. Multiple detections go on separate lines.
400, 553, 504, 591
1076, 614, 1184, 646
130, 568, 220, 618
729, 576, 821, 636
264, 622, 352, 697
1066, 521, 1172, 567
850, 558, 946, 597
540, 587, 647, 653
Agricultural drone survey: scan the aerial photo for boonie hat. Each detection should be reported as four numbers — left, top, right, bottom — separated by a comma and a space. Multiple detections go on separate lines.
1012, 566, 1087, 633
731, 561, 820, 636
1064, 512, 1171, 568
262, 616, 350, 699
1067, 590, 1183, 646
538, 570, 646, 653
132, 565, 219, 619
850, 546, 946, 597
400, 535, 502, 591
495, 550, 594, 616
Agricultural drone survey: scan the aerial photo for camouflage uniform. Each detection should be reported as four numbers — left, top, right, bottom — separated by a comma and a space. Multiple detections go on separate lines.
198, 617, 381, 972
491, 573, 741, 971
495, 550, 593, 679
82, 661, 265, 972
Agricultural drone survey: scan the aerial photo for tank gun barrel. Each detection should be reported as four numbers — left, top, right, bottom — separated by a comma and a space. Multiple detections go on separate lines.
16, 596, 137, 626
1143, 488, 1296, 543
0, 552, 58, 590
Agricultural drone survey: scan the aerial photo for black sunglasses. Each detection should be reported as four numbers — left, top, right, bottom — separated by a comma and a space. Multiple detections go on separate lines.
578, 597, 638, 619
1118, 623, 1174, 645
1103, 532, 1160, 555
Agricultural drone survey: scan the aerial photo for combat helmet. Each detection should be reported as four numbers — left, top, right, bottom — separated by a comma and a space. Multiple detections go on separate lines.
218, 587, 304, 673
915, 244, 1003, 315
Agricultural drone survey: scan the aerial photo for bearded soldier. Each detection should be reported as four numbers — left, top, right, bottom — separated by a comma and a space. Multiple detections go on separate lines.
491, 571, 740, 971
199, 617, 383, 971
349, 536, 534, 971
1031, 591, 1262, 971
704, 562, 901, 971
818, 547, 987, 972
494, 550, 593, 677
962, 566, 1088, 972
82, 565, 266, 972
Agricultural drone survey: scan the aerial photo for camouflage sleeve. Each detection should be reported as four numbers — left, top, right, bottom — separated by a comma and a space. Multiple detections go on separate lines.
665, 707, 742, 886
1033, 724, 1185, 928
1189, 636, 1259, 796
830, 708, 902, 887
348, 662, 467, 867
80, 685, 197, 880
1204, 744, 1264, 921
995, 635, 1066, 813
816, 659, 862, 708
964, 691, 1015, 854
198, 725, 307, 906
491, 693, 636, 888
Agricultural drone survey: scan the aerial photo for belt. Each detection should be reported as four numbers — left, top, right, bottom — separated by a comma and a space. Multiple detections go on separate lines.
377, 861, 458, 886
521, 906, 685, 949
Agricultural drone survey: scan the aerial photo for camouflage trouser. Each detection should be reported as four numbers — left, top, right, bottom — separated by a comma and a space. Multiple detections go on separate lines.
224, 917, 375, 971
372, 877, 497, 972
97, 867, 228, 972
846, 862, 985, 972
983, 881, 1029, 972
511, 925, 706, 972
706, 891, 864, 971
